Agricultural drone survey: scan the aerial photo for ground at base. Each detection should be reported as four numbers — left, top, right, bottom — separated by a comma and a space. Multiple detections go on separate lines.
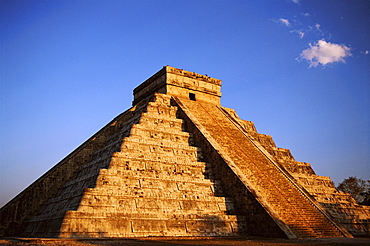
0, 237, 369, 246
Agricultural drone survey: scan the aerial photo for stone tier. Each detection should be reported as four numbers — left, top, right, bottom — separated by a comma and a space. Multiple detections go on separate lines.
59, 211, 242, 238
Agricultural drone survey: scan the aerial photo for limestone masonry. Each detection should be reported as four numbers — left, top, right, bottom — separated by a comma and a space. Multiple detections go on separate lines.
0, 66, 369, 239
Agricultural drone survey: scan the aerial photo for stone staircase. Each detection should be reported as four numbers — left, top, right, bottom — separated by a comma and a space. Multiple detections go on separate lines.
174, 97, 349, 239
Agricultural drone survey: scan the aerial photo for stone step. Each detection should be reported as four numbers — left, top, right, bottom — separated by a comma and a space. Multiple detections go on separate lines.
81, 188, 224, 201
139, 112, 184, 128
65, 210, 242, 221
95, 172, 216, 190
130, 123, 190, 137
112, 151, 199, 164
109, 156, 207, 169
99, 167, 208, 182
57, 210, 242, 237
82, 186, 227, 200
122, 137, 197, 150
145, 104, 178, 117
121, 139, 198, 154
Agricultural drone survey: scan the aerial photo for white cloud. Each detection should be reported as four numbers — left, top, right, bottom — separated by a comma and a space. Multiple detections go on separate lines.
290, 29, 305, 38
364, 50, 369, 55
279, 18, 291, 27
299, 39, 352, 67
301, 13, 311, 17
271, 18, 291, 27
291, 0, 300, 4
315, 23, 321, 31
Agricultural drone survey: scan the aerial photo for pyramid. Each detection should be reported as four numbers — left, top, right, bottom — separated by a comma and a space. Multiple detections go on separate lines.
1, 66, 369, 239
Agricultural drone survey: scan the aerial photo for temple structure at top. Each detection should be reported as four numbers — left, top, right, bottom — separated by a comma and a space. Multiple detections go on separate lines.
133, 66, 222, 105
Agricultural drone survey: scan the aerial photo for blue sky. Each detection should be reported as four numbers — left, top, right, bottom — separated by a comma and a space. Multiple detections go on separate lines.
0, 0, 369, 207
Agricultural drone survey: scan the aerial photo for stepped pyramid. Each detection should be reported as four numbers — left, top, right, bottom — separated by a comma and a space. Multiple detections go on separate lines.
1, 66, 369, 239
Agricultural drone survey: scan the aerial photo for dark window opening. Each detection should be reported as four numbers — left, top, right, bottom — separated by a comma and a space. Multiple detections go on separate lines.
189, 93, 196, 101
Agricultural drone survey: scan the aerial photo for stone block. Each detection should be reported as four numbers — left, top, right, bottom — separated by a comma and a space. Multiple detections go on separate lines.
132, 220, 166, 233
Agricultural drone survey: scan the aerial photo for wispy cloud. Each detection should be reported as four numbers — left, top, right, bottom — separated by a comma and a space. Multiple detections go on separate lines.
279, 18, 291, 27
270, 18, 291, 27
299, 39, 352, 67
301, 13, 311, 17
291, 0, 300, 4
290, 29, 305, 38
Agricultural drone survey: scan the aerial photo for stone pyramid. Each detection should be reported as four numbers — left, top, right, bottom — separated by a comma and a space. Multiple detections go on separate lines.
1, 66, 369, 239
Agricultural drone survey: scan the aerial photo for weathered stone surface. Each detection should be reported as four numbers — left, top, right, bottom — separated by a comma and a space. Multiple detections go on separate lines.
0, 66, 368, 239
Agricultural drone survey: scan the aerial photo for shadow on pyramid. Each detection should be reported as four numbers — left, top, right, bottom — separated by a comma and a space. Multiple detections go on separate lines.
1, 66, 369, 239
